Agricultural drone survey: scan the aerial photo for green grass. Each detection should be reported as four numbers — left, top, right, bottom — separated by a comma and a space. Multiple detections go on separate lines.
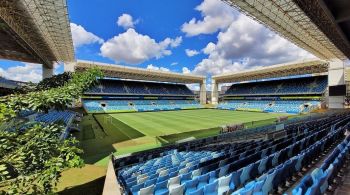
109, 109, 288, 136
75, 109, 290, 166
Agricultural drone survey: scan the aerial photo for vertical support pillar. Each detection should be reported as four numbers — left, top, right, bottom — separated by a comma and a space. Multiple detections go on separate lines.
200, 79, 206, 104
211, 79, 218, 105
64, 61, 76, 72
42, 65, 53, 79
328, 59, 345, 109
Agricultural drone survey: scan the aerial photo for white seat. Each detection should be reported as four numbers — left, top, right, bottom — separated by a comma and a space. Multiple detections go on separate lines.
218, 174, 231, 195
167, 175, 181, 191
139, 184, 154, 195
169, 183, 185, 195
137, 175, 148, 184
159, 169, 168, 177
191, 168, 202, 178
179, 167, 188, 175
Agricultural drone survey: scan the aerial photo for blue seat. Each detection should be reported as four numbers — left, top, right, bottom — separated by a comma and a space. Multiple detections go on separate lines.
253, 179, 264, 193
209, 170, 218, 183
203, 180, 218, 195
319, 164, 334, 193
144, 178, 157, 187
295, 153, 305, 172
181, 172, 192, 184
188, 187, 204, 195
185, 178, 198, 195
230, 169, 242, 190
261, 169, 277, 195
131, 183, 144, 195
240, 163, 254, 185
240, 181, 255, 195
157, 175, 169, 183
197, 173, 210, 189
258, 157, 268, 174
155, 180, 169, 195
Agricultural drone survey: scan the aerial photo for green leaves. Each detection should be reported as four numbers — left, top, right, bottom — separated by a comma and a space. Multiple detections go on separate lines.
0, 68, 102, 194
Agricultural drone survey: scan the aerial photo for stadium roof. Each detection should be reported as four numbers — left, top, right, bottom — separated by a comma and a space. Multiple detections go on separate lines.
213, 59, 329, 83
75, 60, 206, 84
0, 0, 74, 68
223, 0, 350, 60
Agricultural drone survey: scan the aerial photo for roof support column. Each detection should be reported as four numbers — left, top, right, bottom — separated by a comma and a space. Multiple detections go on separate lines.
328, 59, 345, 109
42, 65, 53, 79
64, 61, 76, 72
211, 79, 218, 105
200, 79, 206, 104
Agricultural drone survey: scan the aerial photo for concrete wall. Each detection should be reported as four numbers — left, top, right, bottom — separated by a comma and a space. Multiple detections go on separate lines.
42, 65, 53, 79
64, 61, 76, 72
211, 79, 218, 104
328, 59, 345, 109
200, 79, 207, 104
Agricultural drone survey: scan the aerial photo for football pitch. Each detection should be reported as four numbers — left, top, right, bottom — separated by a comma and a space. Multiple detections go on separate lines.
78, 109, 290, 165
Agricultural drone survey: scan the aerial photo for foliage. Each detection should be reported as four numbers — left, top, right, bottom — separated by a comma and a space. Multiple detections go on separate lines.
1, 68, 103, 120
36, 72, 73, 91
0, 68, 103, 194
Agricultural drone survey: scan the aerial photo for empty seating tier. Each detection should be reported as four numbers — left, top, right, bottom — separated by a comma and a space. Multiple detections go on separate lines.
85, 79, 194, 96
224, 76, 327, 96
35, 110, 75, 125
218, 100, 320, 114
113, 112, 350, 195
83, 99, 202, 113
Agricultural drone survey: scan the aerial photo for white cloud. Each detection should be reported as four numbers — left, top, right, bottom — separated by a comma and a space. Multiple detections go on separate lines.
185, 49, 200, 57
181, 0, 235, 36
117, 14, 138, 29
0, 63, 63, 83
186, 84, 200, 91
100, 28, 182, 64
70, 23, 104, 48
182, 67, 191, 74
191, 9, 314, 76
146, 64, 170, 72
170, 62, 178, 66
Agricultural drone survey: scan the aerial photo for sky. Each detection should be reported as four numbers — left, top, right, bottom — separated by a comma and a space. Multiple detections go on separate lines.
0, 0, 316, 84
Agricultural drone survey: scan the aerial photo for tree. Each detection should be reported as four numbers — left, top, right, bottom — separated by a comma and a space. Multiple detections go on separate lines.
0, 68, 103, 194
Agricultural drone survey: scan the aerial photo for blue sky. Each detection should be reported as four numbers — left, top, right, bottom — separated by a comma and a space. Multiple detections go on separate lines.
0, 0, 314, 83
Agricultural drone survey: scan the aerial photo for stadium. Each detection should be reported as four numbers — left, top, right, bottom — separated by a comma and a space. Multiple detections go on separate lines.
1, 0, 350, 195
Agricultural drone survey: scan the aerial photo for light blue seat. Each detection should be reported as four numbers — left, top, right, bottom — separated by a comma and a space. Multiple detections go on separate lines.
209, 170, 218, 183
240, 181, 255, 195
240, 163, 254, 185
197, 173, 210, 189
230, 169, 242, 190
295, 153, 305, 172
258, 157, 268, 174
253, 179, 264, 193
261, 169, 277, 195
188, 187, 204, 195
272, 151, 281, 166
203, 180, 218, 195
219, 164, 230, 177
131, 183, 144, 195
185, 178, 198, 195
319, 164, 334, 193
